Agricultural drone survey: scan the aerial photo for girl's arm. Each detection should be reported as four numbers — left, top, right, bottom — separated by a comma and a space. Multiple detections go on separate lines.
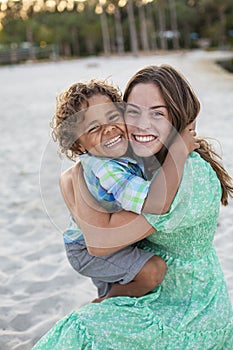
60, 163, 155, 256
60, 124, 198, 255
142, 124, 199, 214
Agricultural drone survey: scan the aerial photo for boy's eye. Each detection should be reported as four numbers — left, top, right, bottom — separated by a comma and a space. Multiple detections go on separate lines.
88, 125, 100, 133
109, 112, 122, 121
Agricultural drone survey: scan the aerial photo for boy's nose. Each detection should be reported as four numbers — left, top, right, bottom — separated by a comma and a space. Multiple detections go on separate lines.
103, 124, 116, 133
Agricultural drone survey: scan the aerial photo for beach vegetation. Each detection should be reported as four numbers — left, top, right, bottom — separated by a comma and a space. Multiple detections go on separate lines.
0, 0, 232, 64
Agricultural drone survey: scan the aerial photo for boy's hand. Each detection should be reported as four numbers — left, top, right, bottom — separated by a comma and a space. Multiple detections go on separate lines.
179, 123, 200, 154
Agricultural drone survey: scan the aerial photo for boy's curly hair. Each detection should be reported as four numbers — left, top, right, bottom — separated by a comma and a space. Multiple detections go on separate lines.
51, 79, 123, 161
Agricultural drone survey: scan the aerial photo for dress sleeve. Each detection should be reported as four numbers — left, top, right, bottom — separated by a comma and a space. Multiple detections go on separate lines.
143, 152, 222, 233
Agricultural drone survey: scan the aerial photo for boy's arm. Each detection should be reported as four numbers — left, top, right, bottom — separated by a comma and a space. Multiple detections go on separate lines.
142, 126, 199, 214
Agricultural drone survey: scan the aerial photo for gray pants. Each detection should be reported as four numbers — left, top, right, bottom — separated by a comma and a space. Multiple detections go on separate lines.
65, 239, 154, 297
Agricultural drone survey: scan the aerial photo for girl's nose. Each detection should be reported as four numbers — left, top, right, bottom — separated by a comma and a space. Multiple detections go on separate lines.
137, 110, 152, 130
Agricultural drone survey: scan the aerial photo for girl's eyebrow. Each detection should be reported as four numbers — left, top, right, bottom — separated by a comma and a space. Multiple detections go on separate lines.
126, 103, 140, 109
126, 103, 167, 110
150, 105, 167, 110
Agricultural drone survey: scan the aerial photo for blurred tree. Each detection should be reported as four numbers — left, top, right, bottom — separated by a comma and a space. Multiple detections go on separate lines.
114, 3, 125, 53
196, 0, 232, 48
0, 0, 232, 61
177, 0, 199, 49
126, 0, 138, 55
145, 1, 158, 50
106, 1, 125, 53
137, 1, 149, 51
157, 0, 167, 50
95, 1, 111, 55
168, 0, 179, 49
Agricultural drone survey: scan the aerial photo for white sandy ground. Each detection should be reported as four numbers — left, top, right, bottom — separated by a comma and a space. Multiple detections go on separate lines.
0, 50, 233, 349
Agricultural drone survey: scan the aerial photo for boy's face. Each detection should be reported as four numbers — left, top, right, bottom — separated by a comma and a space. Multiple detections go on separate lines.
77, 94, 128, 158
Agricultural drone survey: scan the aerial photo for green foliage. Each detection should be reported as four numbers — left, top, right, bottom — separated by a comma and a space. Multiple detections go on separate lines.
1, 18, 28, 44
217, 58, 233, 73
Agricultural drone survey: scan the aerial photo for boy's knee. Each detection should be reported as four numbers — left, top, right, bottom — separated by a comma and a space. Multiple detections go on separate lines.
143, 256, 167, 288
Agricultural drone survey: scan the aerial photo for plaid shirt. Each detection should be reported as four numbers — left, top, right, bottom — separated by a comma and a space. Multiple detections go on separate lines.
63, 153, 150, 243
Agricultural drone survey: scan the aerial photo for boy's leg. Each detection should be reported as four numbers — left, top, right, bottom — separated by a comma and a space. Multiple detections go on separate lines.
105, 255, 166, 299
65, 239, 111, 298
65, 240, 166, 300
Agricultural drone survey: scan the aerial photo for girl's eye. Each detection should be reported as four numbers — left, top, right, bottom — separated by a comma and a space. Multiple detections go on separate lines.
151, 110, 164, 119
125, 109, 140, 117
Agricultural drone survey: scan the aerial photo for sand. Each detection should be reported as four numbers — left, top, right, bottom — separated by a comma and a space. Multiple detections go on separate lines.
0, 50, 232, 349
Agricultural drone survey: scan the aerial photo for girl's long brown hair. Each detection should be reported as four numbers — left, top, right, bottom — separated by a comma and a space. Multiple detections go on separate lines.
123, 64, 233, 205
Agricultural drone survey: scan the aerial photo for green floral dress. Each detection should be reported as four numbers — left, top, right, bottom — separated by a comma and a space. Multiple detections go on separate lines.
33, 152, 233, 350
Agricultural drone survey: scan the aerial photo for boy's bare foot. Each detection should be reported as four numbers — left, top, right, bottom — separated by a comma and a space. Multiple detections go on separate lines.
91, 296, 107, 303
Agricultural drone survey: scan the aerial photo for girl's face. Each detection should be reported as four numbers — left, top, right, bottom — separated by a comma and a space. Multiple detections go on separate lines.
125, 83, 172, 158
77, 94, 128, 158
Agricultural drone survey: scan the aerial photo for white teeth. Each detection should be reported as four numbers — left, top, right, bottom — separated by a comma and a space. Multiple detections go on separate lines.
105, 135, 121, 147
134, 135, 156, 142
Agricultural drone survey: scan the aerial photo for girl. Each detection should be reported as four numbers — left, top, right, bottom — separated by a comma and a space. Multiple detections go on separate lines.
33, 65, 233, 349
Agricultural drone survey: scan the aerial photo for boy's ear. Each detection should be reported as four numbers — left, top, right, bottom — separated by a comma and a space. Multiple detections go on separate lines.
73, 141, 87, 154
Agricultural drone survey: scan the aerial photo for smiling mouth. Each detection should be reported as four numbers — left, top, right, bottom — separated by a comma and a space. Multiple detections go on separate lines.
133, 135, 157, 143
104, 135, 122, 148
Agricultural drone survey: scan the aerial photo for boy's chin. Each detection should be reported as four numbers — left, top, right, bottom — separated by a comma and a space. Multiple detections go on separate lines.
93, 146, 128, 158
106, 150, 128, 158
